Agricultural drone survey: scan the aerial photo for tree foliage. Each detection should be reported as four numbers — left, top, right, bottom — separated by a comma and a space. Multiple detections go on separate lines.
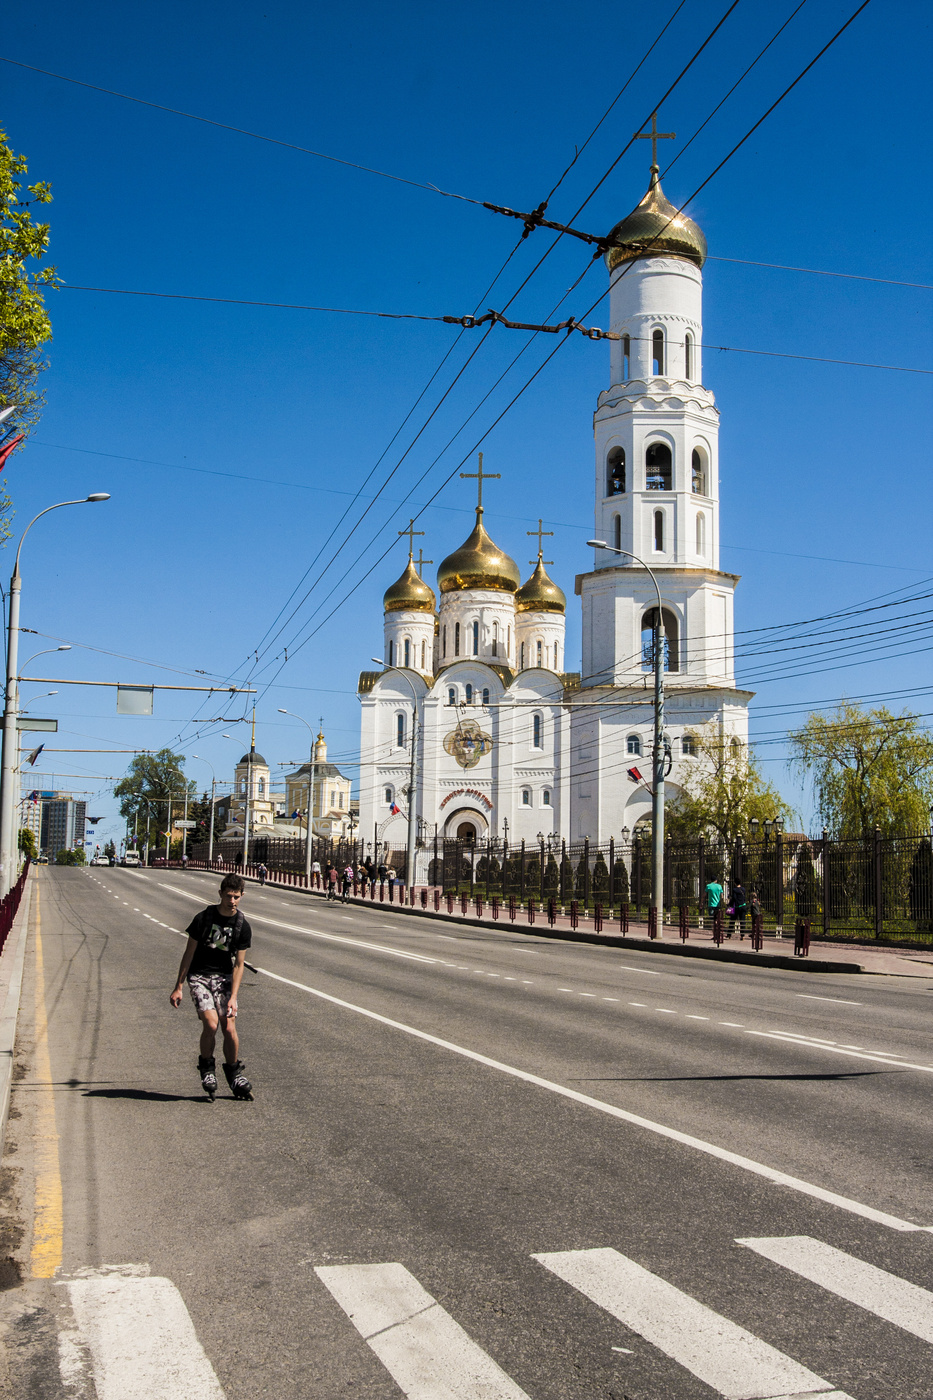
56, 847, 86, 866
789, 703, 933, 838
1, 128, 58, 536
114, 749, 195, 839
18, 826, 36, 856
666, 722, 792, 855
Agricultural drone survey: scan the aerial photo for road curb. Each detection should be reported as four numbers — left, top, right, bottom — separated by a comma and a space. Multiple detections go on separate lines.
192, 871, 865, 974
0, 872, 34, 1158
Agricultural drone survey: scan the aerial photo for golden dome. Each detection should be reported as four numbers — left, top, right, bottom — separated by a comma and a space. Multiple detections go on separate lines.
383, 557, 437, 613
605, 170, 706, 272
437, 508, 521, 594
516, 556, 566, 614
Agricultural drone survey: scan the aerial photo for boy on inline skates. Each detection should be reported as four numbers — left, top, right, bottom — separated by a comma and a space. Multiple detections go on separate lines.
169, 872, 254, 1100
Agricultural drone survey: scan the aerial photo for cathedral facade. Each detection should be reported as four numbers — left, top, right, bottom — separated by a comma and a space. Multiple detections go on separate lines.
359, 165, 750, 865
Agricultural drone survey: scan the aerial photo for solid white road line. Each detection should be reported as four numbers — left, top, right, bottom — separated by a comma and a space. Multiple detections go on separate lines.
250, 964, 931, 1233
745, 1029, 933, 1074
65, 1270, 226, 1400
796, 995, 861, 1005
315, 1262, 530, 1400
533, 1248, 854, 1400
738, 1235, 933, 1344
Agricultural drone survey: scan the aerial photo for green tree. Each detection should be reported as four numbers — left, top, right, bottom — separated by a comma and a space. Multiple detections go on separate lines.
114, 749, 194, 840
18, 826, 36, 856
543, 853, 560, 899
56, 847, 86, 866
611, 855, 629, 905
908, 840, 932, 931
1, 129, 58, 534
793, 843, 819, 919
103, 840, 116, 859
592, 851, 610, 900
789, 703, 933, 838
666, 722, 792, 860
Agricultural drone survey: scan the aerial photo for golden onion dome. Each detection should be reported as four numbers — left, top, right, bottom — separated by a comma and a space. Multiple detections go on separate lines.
383, 557, 437, 613
516, 556, 566, 614
437, 508, 521, 594
605, 170, 706, 272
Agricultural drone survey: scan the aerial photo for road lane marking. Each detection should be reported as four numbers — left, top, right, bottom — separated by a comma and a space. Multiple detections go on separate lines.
31, 883, 63, 1280
719, 1022, 744, 1027
603, 997, 619, 1002
797, 994, 861, 1005
738, 1236, 933, 1344
66, 1270, 226, 1399
315, 1262, 530, 1399
619, 966, 659, 975
656, 1009, 676, 1014
745, 1029, 933, 1074
628, 1002, 646, 1007
250, 963, 932, 1233
686, 1015, 709, 1020
533, 1248, 854, 1400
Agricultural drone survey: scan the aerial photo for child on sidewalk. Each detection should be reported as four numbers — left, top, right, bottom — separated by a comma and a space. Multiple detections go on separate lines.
169, 873, 254, 1100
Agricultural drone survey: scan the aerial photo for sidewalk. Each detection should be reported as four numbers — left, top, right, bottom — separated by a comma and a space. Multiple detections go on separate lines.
182, 863, 933, 977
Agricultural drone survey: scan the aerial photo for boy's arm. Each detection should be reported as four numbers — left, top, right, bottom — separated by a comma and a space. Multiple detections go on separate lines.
170, 937, 199, 1006
228, 948, 247, 1017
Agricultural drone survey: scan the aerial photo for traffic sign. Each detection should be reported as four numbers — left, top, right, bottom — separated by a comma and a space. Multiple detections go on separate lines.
174, 820, 196, 829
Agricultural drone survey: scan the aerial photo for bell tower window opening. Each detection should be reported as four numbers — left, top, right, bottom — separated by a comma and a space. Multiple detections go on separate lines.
536, 640, 543, 667
554, 642, 559, 669
507, 625, 511, 659
472, 620, 479, 655
692, 448, 706, 495
652, 329, 664, 375
622, 333, 631, 379
520, 641, 525, 669
696, 512, 705, 557
396, 713, 406, 748
612, 513, 621, 551
645, 442, 672, 491
654, 511, 664, 552
532, 714, 542, 748
465, 683, 473, 704
454, 622, 460, 657
442, 626, 447, 659
685, 331, 694, 380
421, 639, 426, 670
641, 607, 680, 672
482, 687, 489, 706
388, 640, 394, 666
403, 638, 410, 668
448, 687, 456, 706
606, 446, 625, 497
492, 621, 499, 657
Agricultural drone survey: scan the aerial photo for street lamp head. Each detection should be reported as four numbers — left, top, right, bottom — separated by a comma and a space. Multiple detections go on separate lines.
371, 657, 385, 667
586, 539, 608, 550
57, 645, 71, 651
86, 493, 111, 503
277, 708, 289, 715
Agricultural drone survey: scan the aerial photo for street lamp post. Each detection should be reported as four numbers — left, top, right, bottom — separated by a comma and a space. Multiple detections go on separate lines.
587, 539, 667, 930
277, 709, 317, 887
222, 734, 252, 871
373, 658, 419, 894
192, 755, 218, 865
0, 493, 110, 893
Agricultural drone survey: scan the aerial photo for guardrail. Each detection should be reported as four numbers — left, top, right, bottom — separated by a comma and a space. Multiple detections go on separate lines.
0, 857, 30, 959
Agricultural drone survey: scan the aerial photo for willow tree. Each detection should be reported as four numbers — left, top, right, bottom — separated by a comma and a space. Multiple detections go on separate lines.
789, 703, 933, 838
666, 722, 791, 859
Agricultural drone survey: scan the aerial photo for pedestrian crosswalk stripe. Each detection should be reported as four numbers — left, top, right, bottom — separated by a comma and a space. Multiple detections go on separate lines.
315, 1262, 531, 1399
738, 1235, 933, 1345
532, 1247, 854, 1400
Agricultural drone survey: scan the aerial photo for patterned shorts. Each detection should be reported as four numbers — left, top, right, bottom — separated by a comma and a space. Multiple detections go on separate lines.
188, 973, 233, 1019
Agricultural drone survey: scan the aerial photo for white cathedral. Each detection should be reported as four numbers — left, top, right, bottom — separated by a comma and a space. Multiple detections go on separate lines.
359, 163, 751, 862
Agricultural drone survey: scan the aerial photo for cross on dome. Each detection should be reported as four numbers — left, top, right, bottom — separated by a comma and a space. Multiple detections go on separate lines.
398, 518, 425, 559
527, 517, 554, 565
414, 548, 433, 577
633, 110, 675, 172
459, 452, 500, 512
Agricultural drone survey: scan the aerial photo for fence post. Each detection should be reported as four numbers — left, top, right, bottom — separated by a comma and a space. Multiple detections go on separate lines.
508, 894, 516, 922
547, 898, 555, 927
712, 906, 723, 945
874, 825, 883, 938
594, 902, 602, 934
648, 906, 657, 939
821, 827, 830, 939
608, 836, 615, 914
664, 835, 672, 923
560, 839, 567, 907
527, 896, 535, 926
634, 834, 642, 918
697, 836, 705, 928
570, 900, 578, 931
679, 901, 689, 941
520, 840, 526, 903
620, 902, 628, 936
583, 837, 590, 912
775, 828, 785, 938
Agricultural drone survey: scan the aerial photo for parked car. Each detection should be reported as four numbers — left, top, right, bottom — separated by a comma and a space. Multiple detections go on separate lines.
90, 856, 109, 866
122, 851, 142, 867
36, 854, 49, 864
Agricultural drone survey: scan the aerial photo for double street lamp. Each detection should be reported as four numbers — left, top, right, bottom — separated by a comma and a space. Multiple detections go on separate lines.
373, 657, 420, 893
0, 493, 110, 893
277, 709, 317, 886
587, 539, 667, 930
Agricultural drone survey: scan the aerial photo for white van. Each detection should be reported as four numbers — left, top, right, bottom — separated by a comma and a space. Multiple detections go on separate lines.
122, 851, 142, 867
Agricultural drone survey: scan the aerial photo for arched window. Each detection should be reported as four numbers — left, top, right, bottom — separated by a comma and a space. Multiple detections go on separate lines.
606, 446, 625, 496
554, 642, 559, 669
652, 329, 665, 375
613, 513, 621, 551
442, 626, 447, 659
641, 607, 680, 672
520, 641, 525, 669
622, 333, 631, 379
472, 620, 479, 655
465, 683, 473, 704
731, 737, 742, 754
682, 734, 697, 757
696, 512, 705, 557
421, 639, 426, 670
692, 448, 706, 495
542, 789, 551, 806
685, 331, 694, 380
536, 640, 543, 667
654, 510, 664, 552
482, 687, 489, 706
396, 713, 406, 747
646, 442, 672, 490
448, 687, 456, 706
454, 622, 460, 657
403, 638, 411, 668
627, 734, 641, 756
388, 640, 394, 666
507, 625, 511, 659
532, 714, 542, 748
521, 788, 531, 807
492, 621, 499, 657
384, 787, 393, 804
258, 777, 265, 796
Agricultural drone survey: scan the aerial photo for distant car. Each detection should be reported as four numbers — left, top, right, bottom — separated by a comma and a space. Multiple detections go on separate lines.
90, 856, 109, 866
36, 854, 49, 864
122, 851, 142, 867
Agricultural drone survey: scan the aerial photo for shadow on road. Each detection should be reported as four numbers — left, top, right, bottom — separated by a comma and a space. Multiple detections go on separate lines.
82, 1087, 212, 1103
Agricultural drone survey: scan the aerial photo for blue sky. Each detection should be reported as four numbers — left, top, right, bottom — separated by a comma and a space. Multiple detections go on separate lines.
2, 0, 931, 847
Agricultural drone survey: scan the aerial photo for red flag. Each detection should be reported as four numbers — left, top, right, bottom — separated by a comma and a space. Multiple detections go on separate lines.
0, 435, 24, 472
627, 766, 644, 784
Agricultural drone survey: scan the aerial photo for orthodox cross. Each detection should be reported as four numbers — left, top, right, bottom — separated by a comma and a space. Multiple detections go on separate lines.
414, 548, 433, 578
398, 518, 425, 559
527, 518, 554, 564
460, 452, 500, 510
633, 111, 675, 170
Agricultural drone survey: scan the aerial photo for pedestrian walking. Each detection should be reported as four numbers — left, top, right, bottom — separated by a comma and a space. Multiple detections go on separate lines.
705, 876, 723, 920
377, 860, 388, 890
730, 881, 748, 939
342, 864, 353, 902
326, 862, 339, 900
258, 862, 267, 886
311, 858, 321, 889
169, 873, 254, 1101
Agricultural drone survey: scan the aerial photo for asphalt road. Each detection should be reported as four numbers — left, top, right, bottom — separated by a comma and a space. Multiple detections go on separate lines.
6, 866, 933, 1399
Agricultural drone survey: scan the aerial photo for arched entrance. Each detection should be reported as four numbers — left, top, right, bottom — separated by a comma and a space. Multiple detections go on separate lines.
443, 807, 489, 843
457, 822, 476, 844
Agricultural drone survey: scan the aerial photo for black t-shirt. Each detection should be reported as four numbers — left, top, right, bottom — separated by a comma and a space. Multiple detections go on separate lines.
185, 905, 252, 976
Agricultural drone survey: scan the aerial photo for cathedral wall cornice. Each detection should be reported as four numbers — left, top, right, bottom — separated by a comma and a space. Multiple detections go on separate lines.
595, 382, 718, 416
